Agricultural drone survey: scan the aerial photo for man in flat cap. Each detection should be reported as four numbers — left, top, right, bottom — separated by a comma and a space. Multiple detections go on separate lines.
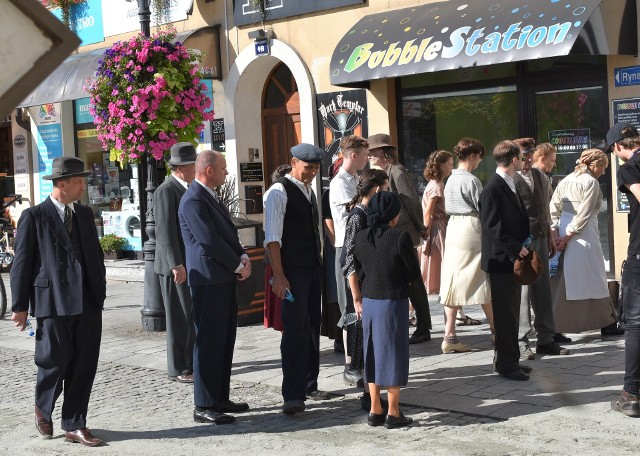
154, 142, 197, 383
264, 143, 331, 414
609, 122, 640, 417
11, 156, 106, 446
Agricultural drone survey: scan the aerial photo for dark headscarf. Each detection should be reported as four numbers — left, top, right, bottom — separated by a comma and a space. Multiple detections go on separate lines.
366, 191, 401, 246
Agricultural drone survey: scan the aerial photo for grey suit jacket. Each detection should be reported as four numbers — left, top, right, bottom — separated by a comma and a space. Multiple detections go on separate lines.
386, 163, 424, 246
513, 168, 551, 238
154, 174, 188, 275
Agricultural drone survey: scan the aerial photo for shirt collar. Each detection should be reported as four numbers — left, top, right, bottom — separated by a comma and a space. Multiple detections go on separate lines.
50, 194, 75, 212
496, 170, 516, 193
193, 178, 219, 200
173, 173, 189, 189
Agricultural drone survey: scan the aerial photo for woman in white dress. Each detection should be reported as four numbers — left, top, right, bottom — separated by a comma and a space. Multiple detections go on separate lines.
439, 138, 494, 353
550, 148, 616, 333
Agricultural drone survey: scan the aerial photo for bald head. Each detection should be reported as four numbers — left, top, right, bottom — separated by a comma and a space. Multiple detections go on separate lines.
195, 150, 228, 188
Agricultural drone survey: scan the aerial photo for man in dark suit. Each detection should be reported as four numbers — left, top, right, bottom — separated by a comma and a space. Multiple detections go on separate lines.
11, 157, 106, 446
479, 140, 531, 381
179, 150, 251, 425
154, 142, 197, 383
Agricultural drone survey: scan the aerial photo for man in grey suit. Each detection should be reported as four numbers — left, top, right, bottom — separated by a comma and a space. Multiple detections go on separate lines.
11, 157, 106, 446
154, 142, 197, 383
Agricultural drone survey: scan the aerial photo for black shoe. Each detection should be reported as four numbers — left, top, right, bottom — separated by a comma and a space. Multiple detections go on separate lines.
360, 393, 389, 412
499, 369, 529, 381
216, 400, 250, 414
519, 364, 533, 374
611, 390, 640, 417
601, 323, 625, 336
282, 400, 305, 415
306, 390, 331, 401
368, 412, 386, 427
357, 377, 365, 389
536, 342, 570, 356
194, 408, 235, 424
343, 366, 363, 386
409, 329, 431, 344
384, 412, 413, 429
334, 340, 345, 353
553, 333, 572, 343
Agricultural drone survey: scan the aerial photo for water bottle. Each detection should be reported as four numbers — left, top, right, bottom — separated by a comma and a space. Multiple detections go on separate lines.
549, 251, 561, 277
343, 312, 358, 326
24, 319, 35, 338
522, 235, 533, 249
269, 278, 295, 302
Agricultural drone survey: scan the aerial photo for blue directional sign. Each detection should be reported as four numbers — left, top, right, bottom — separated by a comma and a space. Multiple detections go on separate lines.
255, 39, 270, 56
614, 66, 640, 87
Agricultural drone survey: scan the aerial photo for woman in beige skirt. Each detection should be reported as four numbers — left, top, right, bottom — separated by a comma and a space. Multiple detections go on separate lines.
439, 138, 494, 354
550, 149, 616, 333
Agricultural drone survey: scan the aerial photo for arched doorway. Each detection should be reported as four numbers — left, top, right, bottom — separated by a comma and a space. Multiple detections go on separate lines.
262, 63, 300, 182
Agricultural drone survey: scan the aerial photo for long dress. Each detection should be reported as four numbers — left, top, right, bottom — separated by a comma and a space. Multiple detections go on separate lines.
417, 180, 447, 294
549, 171, 616, 333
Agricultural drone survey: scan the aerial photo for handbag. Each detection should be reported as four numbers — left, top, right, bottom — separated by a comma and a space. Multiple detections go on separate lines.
513, 250, 544, 285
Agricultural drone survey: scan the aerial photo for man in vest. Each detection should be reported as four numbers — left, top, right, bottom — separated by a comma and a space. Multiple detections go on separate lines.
264, 143, 331, 414
512, 138, 569, 359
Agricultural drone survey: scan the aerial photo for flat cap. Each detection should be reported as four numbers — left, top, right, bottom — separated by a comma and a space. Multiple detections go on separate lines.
606, 122, 639, 151
291, 143, 325, 163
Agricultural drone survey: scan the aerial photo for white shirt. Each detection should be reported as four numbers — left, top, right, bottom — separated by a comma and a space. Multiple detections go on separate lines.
49, 194, 75, 222
496, 170, 516, 194
518, 169, 534, 192
263, 174, 313, 247
192, 179, 248, 272
173, 173, 189, 190
329, 168, 357, 248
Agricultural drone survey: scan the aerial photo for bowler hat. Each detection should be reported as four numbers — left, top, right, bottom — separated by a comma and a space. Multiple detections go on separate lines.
367, 133, 397, 150
513, 250, 544, 285
291, 143, 325, 163
43, 157, 91, 180
606, 123, 639, 151
167, 142, 197, 166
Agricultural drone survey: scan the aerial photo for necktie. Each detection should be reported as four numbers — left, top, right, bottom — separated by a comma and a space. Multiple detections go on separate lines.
64, 205, 72, 234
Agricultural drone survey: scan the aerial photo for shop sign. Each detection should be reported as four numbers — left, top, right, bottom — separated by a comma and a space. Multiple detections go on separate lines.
614, 66, 640, 88
239, 162, 264, 182
13, 134, 26, 149
211, 118, 225, 152
33, 103, 63, 203
102, 0, 192, 37
234, 0, 365, 27
74, 97, 94, 124
49, 0, 104, 46
316, 89, 367, 189
330, 0, 600, 86
612, 98, 640, 212
548, 129, 590, 155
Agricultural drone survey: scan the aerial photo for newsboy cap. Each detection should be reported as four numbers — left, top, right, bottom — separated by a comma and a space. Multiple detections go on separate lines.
606, 122, 639, 151
43, 157, 91, 180
291, 143, 325, 163
167, 142, 197, 166
367, 133, 397, 150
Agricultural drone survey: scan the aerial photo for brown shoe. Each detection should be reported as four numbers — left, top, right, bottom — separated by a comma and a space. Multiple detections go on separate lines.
35, 406, 53, 438
172, 374, 194, 383
64, 428, 104, 447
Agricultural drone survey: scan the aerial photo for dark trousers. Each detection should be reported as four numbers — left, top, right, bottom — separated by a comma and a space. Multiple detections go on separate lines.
35, 299, 102, 431
281, 264, 322, 402
191, 282, 237, 409
409, 250, 432, 331
622, 255, 640, 396
489, 272, 522, 374
159, 273, 195, 377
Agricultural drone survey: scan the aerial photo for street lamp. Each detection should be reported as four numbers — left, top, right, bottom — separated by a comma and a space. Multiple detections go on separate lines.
137, 0, 165, 331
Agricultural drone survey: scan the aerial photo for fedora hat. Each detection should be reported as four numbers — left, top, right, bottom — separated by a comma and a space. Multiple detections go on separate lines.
367, 133, 397, 150
166, 142, 197, 166
43, 157, 91, 180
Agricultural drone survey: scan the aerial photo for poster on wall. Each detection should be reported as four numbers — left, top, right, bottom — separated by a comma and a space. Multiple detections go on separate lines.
49, 0, 104, 46
34, 103, 63, 203
316, 89, 367, 189
548, 128, 590, 186
612, 98, 640, 212
102, 0, 192, 37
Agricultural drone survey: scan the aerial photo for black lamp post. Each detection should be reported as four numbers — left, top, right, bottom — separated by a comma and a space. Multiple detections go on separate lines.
137, 0, 165, 331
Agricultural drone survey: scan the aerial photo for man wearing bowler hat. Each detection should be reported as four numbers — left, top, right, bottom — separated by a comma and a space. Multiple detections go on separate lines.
154, 142, 197, 383
11, 156, 106, 446
264, 143, 331, 414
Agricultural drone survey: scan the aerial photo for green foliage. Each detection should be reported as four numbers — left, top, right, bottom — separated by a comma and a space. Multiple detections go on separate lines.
99, 234, 127, 253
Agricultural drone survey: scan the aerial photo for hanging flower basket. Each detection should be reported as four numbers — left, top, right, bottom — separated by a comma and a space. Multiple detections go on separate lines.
87, 30, 214, 164
42, 0, 86, 27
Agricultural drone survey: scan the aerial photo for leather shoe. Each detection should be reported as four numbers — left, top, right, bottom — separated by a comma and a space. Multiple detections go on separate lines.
409, 329, 431, 344
536, 342, 570, 356
64, 429, 104, 447
553, 333, 572, 343
172, 374, 194, 383
367, 412, 386, 427
519, 364, 532, 374
360, 393, 389, 412
384, 411, 413, 429
306, 390, 331, 401
282, 400, 305, 415
611, 390, 640, 417
193, 408, 235, 424
35, 406, 53, 438
343, 366, 363, 386
216, 400, 249, 414
601, 323, 625, 336
499, 369, 529, 381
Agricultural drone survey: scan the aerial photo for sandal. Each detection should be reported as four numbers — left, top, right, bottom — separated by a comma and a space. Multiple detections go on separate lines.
456, 315, 482, 326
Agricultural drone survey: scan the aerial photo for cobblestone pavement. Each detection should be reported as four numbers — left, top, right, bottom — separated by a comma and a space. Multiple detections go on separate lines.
0, 277, 638, 455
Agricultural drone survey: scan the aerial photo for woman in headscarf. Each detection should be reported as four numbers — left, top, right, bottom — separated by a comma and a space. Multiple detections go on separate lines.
353, 191, 419, 429
550, 148, 617, 333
